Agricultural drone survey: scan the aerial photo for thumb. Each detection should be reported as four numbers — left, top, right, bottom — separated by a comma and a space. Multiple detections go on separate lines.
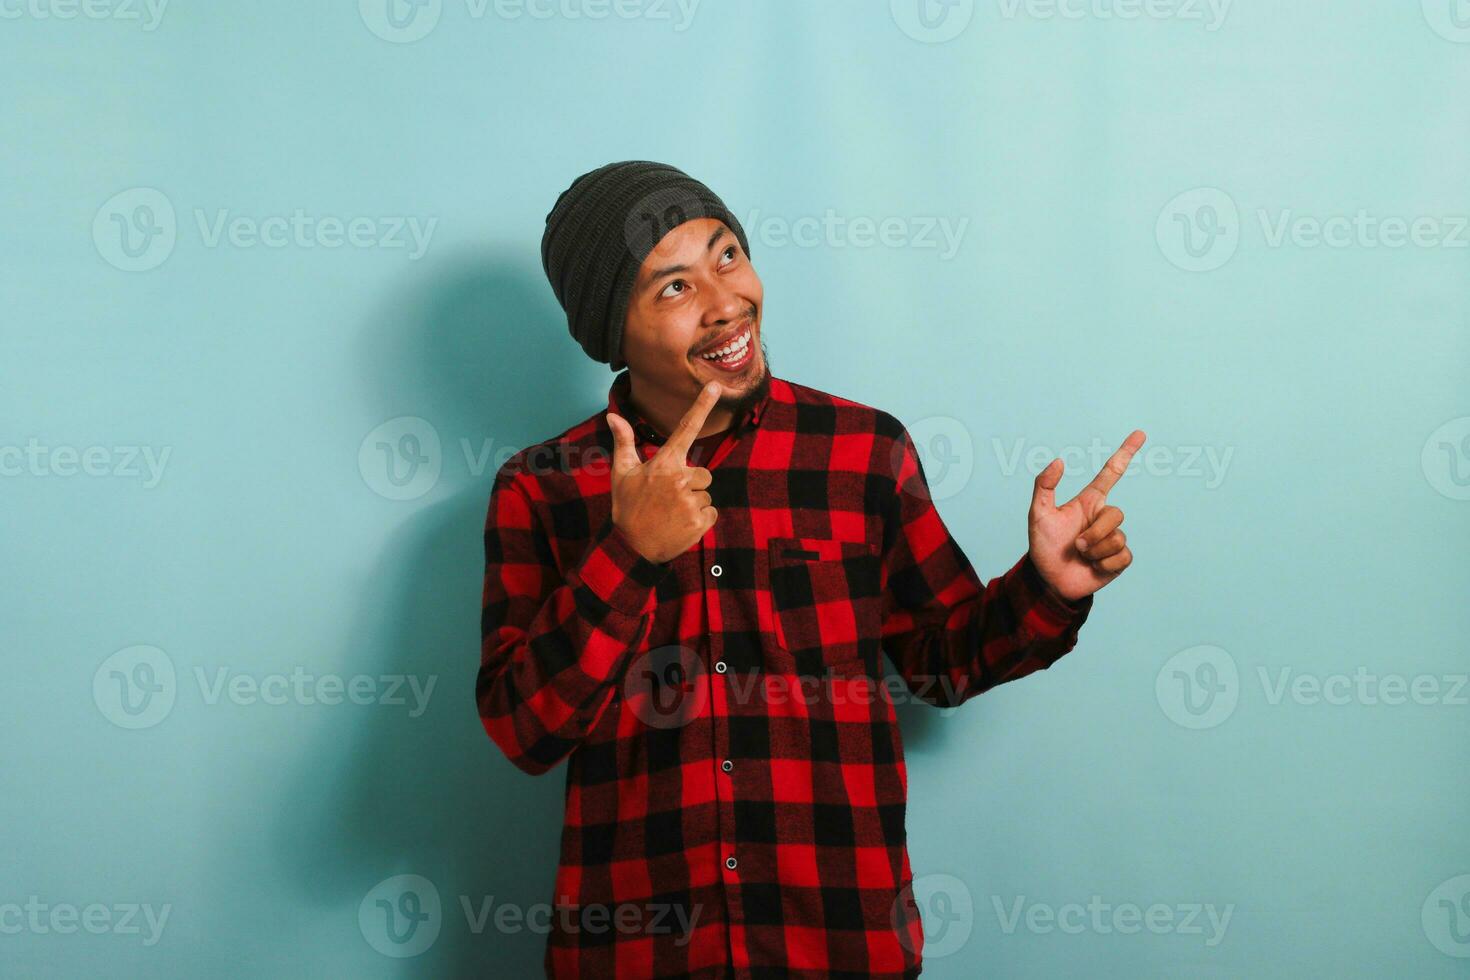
606, 413, 640, 478
1031, 457, 1063, 515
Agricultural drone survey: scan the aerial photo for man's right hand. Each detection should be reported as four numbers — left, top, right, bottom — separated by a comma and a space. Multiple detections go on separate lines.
606, 380, 722, 564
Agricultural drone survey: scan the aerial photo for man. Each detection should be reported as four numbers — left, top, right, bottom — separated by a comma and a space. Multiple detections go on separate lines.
478, 160, 1144, 978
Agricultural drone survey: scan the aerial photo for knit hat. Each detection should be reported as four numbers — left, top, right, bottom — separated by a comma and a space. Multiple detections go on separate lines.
540, 160, 751, 371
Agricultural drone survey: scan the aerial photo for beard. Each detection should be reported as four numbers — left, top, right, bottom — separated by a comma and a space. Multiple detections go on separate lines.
718, 335, 772, 417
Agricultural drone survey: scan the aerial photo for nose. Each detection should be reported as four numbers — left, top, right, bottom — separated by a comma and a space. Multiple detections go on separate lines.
702, 277, 746, 326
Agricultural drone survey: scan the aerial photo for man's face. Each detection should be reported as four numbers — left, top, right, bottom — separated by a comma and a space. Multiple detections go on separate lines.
621, 216, 768, 415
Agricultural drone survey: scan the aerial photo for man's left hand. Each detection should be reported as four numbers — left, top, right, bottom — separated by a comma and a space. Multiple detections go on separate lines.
1027, 429, 1146, 603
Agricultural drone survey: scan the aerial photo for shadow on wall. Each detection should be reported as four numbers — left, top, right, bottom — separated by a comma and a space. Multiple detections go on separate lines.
261, 250, 613, 978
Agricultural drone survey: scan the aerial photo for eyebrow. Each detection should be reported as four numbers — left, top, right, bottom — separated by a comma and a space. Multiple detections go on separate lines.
641, 226, 730, 291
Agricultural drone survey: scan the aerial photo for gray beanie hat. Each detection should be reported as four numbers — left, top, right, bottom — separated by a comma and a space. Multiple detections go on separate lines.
540, 160, 751, 371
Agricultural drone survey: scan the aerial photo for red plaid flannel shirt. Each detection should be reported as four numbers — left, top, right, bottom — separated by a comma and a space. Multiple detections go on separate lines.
478, 369, 1093, 978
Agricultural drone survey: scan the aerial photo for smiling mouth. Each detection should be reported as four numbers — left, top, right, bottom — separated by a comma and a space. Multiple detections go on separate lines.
693, 323, 755, 373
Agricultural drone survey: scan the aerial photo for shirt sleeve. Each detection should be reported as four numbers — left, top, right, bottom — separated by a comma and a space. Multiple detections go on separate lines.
878, 422, 1093, 709
477, 469, 673, 774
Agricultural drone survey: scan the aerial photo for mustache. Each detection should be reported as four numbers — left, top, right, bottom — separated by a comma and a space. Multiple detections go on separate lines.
723, 307, 759, 331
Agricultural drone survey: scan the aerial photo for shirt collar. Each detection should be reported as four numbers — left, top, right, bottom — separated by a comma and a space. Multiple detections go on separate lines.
605, 369, 773, 446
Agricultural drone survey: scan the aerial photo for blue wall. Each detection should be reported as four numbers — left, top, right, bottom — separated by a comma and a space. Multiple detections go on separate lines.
4, 1, 1469, 976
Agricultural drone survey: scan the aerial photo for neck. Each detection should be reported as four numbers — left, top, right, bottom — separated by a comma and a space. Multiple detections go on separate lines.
628, 374, 736, 440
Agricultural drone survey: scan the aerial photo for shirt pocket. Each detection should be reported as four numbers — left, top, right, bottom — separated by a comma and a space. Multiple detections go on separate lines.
766, 535, 883, 674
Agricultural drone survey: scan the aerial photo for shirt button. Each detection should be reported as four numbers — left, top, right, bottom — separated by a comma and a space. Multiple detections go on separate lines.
721, 759, 733, 772
714, 661, 727, 674
710, 563, 723, 577
725, 856, 738, 870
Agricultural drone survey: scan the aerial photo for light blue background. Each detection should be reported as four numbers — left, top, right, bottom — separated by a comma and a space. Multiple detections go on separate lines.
4, 1, 1469, 976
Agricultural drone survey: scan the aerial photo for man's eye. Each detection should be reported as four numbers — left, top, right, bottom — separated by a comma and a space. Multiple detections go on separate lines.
660, 280, 686, 299
720, 245, 739, 265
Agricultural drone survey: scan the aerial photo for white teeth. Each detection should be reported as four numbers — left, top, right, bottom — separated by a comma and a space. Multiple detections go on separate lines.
700, 328, 751, 361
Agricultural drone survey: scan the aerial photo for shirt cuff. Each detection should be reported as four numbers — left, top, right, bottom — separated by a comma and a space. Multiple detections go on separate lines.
1010, 551, 1094, 637
572, 519, 673, 618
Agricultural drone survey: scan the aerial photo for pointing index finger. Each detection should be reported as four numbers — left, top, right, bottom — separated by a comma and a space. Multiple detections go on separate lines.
656, 381, 722, 465
1080, 429, 1147, 501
